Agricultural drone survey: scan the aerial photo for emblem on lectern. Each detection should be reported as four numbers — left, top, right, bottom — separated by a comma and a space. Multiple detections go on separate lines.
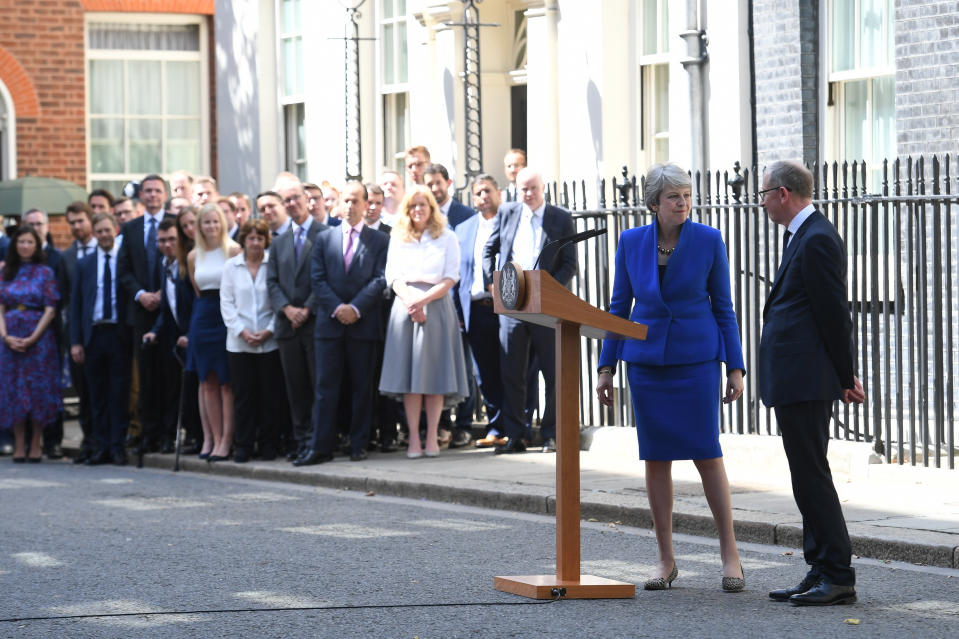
500, 261, 526, 310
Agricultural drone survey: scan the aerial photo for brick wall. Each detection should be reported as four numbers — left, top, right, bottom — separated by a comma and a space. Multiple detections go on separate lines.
0, 0, 87, 186
895, 1, 959, 156
751, 0, 820, 168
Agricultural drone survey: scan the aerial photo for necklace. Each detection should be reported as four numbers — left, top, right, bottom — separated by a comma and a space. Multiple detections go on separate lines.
657, 242, 675, 256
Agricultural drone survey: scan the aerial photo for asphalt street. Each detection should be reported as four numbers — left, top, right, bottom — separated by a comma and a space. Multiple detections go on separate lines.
1, 461, 957, 638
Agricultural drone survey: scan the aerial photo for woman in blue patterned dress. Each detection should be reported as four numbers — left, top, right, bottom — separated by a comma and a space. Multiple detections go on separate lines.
0, 226, 61, 462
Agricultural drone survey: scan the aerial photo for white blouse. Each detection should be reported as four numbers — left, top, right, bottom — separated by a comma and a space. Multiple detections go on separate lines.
384, 228, 460, 287
194, 247, 227, 291
219, 252, 277, 354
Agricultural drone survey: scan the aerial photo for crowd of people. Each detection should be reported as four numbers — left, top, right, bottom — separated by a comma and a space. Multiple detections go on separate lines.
0, 146, 566, 467
1, 151, 866, 602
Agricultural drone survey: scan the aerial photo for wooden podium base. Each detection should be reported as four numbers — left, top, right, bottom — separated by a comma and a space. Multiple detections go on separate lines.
494, 575, 636, 600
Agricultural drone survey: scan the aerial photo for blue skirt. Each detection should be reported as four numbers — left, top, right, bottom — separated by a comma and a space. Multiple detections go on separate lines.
626, 360, 722, 461
185, 295, 230, 383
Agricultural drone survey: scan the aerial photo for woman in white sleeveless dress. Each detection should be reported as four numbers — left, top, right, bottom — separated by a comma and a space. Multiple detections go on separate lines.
186, 204, 240, 460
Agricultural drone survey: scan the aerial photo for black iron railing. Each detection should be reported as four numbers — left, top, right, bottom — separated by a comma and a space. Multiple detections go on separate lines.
542, 158, 959, 470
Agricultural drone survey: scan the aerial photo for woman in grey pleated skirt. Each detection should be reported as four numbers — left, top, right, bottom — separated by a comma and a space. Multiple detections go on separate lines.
378, 186, 469, 458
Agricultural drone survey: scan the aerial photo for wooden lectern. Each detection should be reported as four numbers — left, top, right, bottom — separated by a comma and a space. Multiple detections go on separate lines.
492, 266, 647, 599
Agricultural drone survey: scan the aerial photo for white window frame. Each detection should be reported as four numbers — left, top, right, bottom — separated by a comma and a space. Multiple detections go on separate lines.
639, 0, 670, 170
0, 80, 16, 181
824, 0, 895, 184
84, 12, 210, 191
276, 0, 306, 178
377, 0, 410, 175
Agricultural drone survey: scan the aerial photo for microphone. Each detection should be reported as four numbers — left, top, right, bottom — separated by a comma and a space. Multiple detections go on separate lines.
534, 228, 607, 273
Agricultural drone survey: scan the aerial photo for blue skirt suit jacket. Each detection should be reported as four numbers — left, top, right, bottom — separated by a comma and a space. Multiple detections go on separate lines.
599, 220, 744, 459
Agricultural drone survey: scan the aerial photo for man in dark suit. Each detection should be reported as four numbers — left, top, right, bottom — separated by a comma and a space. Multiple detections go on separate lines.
759, 160, 865, 606
295, 182, 388, 466
267, 175, 325, 460
60, 202, 99, 463
424, 163, 475, 229
142, 219, 189, 452
116, 174, 171, 453
483, 167, 577, 453
70, 212, 130, 466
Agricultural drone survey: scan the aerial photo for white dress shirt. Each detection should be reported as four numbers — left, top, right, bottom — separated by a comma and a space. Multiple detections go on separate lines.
75, 237, 98, 260
162, 257, 179, 325
385, 228, 460, 288
94, 237, 123, 323
785, 203, 816, 247
471, 214, 496, 299
220, 252, 277, 354
510, 201, 545, 270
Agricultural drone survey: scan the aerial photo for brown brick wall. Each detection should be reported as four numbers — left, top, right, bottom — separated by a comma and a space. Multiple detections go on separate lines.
0, 1, 87, 186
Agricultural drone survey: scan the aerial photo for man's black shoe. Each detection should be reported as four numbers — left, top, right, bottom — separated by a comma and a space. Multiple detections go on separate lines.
380, 439, 398, 453
73, 451, 91, 465
86, 451, 110, 466
292, 449, 333, 467
541, 437, 557, 453
287, 446, 305, 462
350, 450, 368, 462
494, 439, 527, 455
234, 449, 250, 463
111, 450, 128, 466
769, 575, 819, 601
789, 581, 857, 606
45, 445, 64, 460
449, 430, 473, 448
160, 440, 175, 454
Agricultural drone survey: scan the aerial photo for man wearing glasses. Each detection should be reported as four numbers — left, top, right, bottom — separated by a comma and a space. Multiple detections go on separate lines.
267, 174, 326, 462
759, 160, 865, 606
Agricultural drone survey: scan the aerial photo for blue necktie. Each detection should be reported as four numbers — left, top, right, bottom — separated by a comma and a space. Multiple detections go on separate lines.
146, 217, 158, 286
103, 251, 113, 321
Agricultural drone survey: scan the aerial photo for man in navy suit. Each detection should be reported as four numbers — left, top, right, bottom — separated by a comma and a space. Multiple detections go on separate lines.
424, 163, 475, 230
759, 160, 865, 606
455, 175, 505, 446
70, 212, 130, 466
483, 167, 577, 453
267, 175, 325, 460
295, 182, 388, 466
60, 202, 99, 462
117, 174, 171, 453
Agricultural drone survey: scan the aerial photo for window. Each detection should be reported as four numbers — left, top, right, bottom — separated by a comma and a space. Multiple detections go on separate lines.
278, 0, 306, 178
827, 0, 895, 191
86, 18, 208, 194
640, 0, 669, 167
0, 80, 14, 181
379, 0, 409, 174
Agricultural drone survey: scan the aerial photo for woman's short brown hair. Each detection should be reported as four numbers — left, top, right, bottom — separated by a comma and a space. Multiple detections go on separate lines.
237, 218, 271, 250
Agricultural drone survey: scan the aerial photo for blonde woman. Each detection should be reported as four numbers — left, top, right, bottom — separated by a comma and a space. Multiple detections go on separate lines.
379, 186, 469, 458
186, 203, 241, 461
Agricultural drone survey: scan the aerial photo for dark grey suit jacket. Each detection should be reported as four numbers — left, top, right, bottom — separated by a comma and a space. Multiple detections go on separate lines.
267, 220, 325, 340
759, 210, 856, 407
482, 202, 577, 288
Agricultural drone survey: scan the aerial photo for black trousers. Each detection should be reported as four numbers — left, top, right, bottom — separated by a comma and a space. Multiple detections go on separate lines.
498, 316, 556, 442
310, 337, 376, 455
228, 350, 285, 456
69, 351, 94, 452
466, 301, 503, 432
84, 324, 130, 455
776, 400, 855, 586
277, 321, 315, 448
134, 323, 163, 446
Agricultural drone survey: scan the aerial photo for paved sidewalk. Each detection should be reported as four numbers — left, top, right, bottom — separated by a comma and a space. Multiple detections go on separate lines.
60, 422, 959, 569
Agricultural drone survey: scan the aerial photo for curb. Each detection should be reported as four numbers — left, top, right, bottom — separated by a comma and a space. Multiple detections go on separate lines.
127, 450, 958, 570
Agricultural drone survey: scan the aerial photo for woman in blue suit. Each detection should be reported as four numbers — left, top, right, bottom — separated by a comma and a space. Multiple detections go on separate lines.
596, 163, 746, 592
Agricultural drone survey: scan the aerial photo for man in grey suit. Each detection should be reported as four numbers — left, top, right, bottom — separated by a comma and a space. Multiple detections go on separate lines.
759, 160, 865, 606
295, 182, 388, 466
482, 167, 577, 454
267, 174, 325, 461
